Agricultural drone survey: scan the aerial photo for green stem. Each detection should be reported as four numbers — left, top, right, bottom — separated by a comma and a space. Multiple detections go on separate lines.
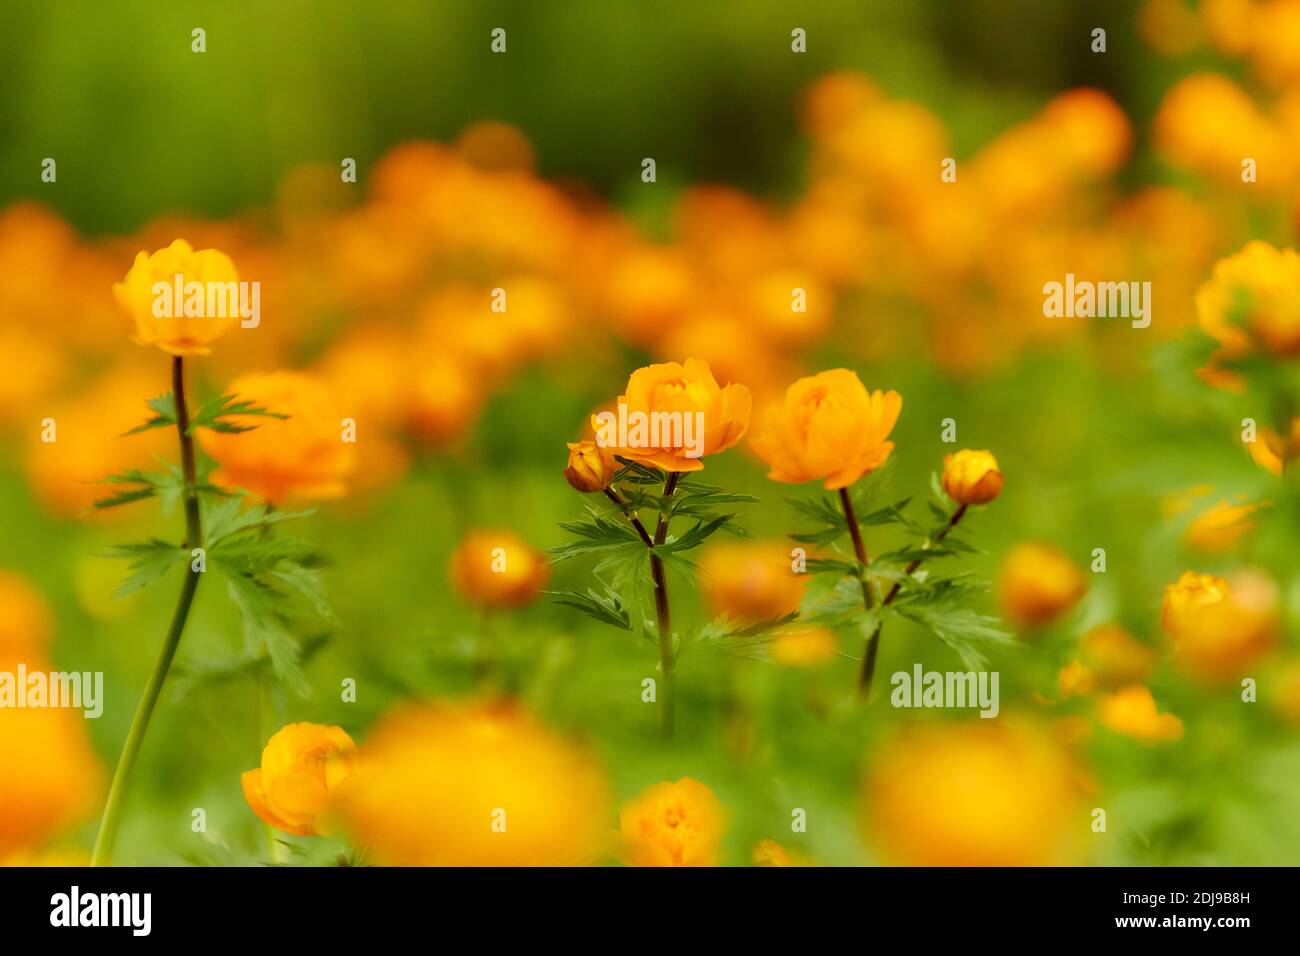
91, 355, 204, 866
651, 473, 680, 740
838, 488, 879, 699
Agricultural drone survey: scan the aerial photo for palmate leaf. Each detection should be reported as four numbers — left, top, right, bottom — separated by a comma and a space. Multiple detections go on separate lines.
892, 574, 1015, 669
105, 538, 188, 598
121, 392, 178, 436
188, 393, 289, 435
547, 588, 631, 631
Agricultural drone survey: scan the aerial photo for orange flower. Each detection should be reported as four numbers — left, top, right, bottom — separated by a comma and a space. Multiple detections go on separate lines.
1058, 660, 1096, 699
450, 529, 548, 609
1196, 241, 1300, 359
335, 700, 608, 866
698, 540, 806, 623
1096, 685, 1184, 744
1077, 624, 1157, 687
750, 369, 902, 489
1161, 570, 1278, 684
1245, 417, 1300, 475
113, 239, 242, 355
0, 570, 53, 663
564, 440, 616, 494
751, 838, 813, 866
620, 777, 727, 867
198, 370, 356, 503
594, 359, 751, 473
998, 542, 1087, 630
241, 722, 359, 837
769, 627, 838, 667
941, 449, 1004, 505
1184, 499, 1261, 552
864, 721, 1085, 866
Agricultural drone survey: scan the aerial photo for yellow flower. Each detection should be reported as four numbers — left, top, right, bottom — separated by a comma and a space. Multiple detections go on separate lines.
698, 540, 807, 623
595, 358, 751, 473
449, 529, 549, 609
620, 777, 727, 867
1058, 660, 1096, 699
940, 449, 1004, 505
863, 721, 1085, 866
1096, 685, 1184, 744
335, 701, 608, 866
1196, 240, 1300, 359
769, 627, 838, 667
1245, 417, 1300, 475
1077, 624, 1157, 687
112, 239, 242, 355
1161, 570, 1278, 684
751, 838, 813, 866
997, 542, 1087, 630
750, 369, 902, 489
564, 440, 616, 493
0, 570, 52, 662
1184, 498, 1261, 552
241, 723, 359, 837
198, 370, 356, 503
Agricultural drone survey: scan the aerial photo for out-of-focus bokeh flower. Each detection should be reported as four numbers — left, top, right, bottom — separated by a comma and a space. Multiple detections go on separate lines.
1161, 570, 1278, 685
0, 570, 53, 661
698, 540, 806, 623
769, 627, 838, 667
199, 370, 357, 503
750, 369, 901, 489
1097, 685, 1184, 743
751, 837, 813, 866
1184, 498, 1262, 552
596, 358, 751, 472
941, 449, 1003, 505
449, 529, 548, 609
1245, 418, 1300, 474
863, 721, 1085, 866
620, 777, 727, 867
563, 440, 615, 494
336, 700, 608, 866
113, 239, 242, 355
1196, 241, 1300, 360
998, 542, 1087, 630
1076, 624, 1157, 688
241, 722, 359, 837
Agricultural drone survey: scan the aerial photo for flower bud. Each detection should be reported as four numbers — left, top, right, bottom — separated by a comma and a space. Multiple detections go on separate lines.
941, 449, 1003, 505
563, 440, 615, 493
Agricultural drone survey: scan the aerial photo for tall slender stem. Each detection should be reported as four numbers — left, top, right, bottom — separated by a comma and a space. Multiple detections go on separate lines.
651, 473, 680, 740
855, 502, 969, 700
838, 488, 879, 698
92, 355, 205, 866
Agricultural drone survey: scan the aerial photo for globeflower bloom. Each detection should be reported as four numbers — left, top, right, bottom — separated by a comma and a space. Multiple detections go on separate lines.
199, 370, 356, 503
1183, 499, 1260, 552
595, 358, 751, 472
1076, 624, 1157, 687
563, 440, 615, 493
240, 723, 359, 837
1196, 241, 1300, 360
698, 540, 806, 623
335, 701, 608, 866
998, 542, 1087, 630
941, 449, 1004, 505
863, 721, 1084, 866
620, 777, 727, 867
750, 369, 902, 489
1096, 685, 1184, 744
450, 529, 549, 609
112, 239, 242, 355
1161, 570, 1278, 684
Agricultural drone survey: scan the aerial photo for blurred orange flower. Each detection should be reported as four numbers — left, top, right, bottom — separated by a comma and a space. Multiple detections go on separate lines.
199, 370, 356, 503
241, 722, 359, 837
449, 529, 549, 609
1096, 685, 1184, 743
864, 721, 1085, 866
998, 542, 1087, 630
1196, 240, 1300, 360
1161, 570, 1278, 684
620, 777, 727, 867
336, 700, 608, 865
698, 540, 806, 623
750, 369, 901, 489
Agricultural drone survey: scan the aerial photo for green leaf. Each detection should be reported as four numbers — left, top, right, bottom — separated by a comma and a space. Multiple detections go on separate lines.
121, 392, 178, 436
188, 393, 289, 435
223, 571, 307, 693
547, 588, 631, 631
105, 538, 188, 598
